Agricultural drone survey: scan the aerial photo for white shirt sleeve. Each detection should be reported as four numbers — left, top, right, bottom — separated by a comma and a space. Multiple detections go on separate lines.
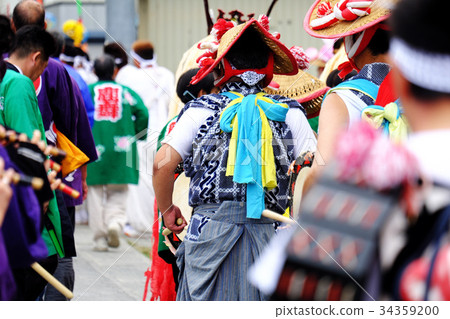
162, 107, 215, 160
334, 90, 368, 126
285, 108, 317, 158
164, 106, 316, 161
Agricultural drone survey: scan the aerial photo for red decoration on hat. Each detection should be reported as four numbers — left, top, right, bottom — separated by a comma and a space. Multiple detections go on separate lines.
258, 14, 270, 31
310, 0, 373, 30
267, 81, 280, 91
211, 18, 235, 41
290, 46, 310, 70
317, 1, 333, 18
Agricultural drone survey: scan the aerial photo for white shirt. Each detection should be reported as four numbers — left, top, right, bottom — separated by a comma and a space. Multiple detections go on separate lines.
163, 106, 317, 161
115, 64, 139, 84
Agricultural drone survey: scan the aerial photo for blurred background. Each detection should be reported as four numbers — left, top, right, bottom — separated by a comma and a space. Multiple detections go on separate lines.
0, 0, 324, 74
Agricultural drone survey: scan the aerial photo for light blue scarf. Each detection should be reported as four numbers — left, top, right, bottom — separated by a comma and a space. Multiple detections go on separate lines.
220, 91, 289, 219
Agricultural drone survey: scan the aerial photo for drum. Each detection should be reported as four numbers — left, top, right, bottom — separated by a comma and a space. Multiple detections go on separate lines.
292, 166, 312, 219
288, 153, 314, 219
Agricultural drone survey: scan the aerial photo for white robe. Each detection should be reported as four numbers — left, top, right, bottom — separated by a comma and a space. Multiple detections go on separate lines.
116, 63, 175, 235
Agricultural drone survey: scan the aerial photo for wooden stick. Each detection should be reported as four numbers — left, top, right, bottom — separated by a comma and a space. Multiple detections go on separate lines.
31, 262, 73, 299
262, 209, 297, 225
58, 183, 80, 199
162, 209, 297, 236
11, 173, 44, 190
162, 217, 184, 236
47, 159, 62, 173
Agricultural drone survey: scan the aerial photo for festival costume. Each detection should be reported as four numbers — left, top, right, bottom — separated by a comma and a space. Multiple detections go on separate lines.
116, 58, 174, 236
304, 0, 399, 128
37, 58, 97, 208
161, 18, 316, 300
0, 69, 64, 257
326, 62, 391, 124
32, 58, 97, 300
0, 145, 48, 300
0, 70, 46, 138
87, 80, 148, 244
61, 62, 95, 128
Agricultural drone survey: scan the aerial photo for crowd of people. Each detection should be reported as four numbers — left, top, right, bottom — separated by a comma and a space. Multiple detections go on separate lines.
1, 0, 449, 302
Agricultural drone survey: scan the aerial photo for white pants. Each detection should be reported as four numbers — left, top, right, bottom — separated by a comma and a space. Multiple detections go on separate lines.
125, 140, 155, 233
87, 184, 128, 240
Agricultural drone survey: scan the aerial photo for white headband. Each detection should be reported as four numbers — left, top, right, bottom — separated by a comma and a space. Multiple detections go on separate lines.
390, 37, 450, 93
59, 53, 75, 63
130, 49, 157, 68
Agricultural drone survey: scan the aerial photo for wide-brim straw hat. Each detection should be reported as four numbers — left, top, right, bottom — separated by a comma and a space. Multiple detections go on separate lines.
304, 0, 398, 39
264, 70, 329, 118
193, 19, 298, 84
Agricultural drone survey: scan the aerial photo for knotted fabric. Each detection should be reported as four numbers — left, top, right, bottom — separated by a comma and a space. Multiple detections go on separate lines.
311, 0, 373, 30
362, 100, 408, 142
219, 91, 289, 219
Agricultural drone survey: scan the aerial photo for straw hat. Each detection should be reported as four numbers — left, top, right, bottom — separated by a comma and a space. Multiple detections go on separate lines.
304, 0, 398, 39
191, 18, 298, 86
264, 71, 329, 118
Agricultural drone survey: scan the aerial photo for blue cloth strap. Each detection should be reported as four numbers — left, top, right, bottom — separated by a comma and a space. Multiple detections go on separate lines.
219, 91, 288, 219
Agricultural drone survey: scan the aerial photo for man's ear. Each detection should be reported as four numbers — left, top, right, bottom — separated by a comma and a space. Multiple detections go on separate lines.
31, 51, 42, 64
197, 89, 206, 98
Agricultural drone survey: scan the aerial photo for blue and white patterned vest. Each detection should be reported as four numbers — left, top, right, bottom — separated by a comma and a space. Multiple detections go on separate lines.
179, 82, 305, 214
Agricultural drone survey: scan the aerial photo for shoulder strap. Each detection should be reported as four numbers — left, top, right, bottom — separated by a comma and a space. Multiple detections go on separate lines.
325, 78, 379, 102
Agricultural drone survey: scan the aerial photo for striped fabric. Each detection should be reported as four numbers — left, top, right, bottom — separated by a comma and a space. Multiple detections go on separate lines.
176, 201, 276, 301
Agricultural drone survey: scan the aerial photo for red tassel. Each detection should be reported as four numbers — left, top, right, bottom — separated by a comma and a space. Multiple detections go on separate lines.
146, 198, 177, 301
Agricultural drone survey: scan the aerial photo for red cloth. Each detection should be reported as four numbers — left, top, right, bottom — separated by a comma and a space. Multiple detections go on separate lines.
144, 198, 176, 301
374, 71, 396, 106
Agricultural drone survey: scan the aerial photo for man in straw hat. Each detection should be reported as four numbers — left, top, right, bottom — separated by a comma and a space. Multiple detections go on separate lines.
153, 16, 317, 300
304, 0, 396, 166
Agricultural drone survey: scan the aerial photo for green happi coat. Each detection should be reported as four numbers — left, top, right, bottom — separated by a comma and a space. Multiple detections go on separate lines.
0, 69, 64, 257
87, 81, 149, 185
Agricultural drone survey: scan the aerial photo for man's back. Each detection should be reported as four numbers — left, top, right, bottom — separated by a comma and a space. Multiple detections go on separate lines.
62, 63, 95, 128
0, 69, 45, 138
87, 81, 148, 186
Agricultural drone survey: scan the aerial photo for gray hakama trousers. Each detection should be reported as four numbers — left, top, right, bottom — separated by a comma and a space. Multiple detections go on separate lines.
176, 201, 275, 301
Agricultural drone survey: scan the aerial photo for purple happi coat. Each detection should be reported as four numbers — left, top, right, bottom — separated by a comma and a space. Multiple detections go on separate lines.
0, 146, 48, 300
36, 58, 98, 207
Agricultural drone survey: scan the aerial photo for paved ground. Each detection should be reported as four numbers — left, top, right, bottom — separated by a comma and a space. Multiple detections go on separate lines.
71, 224, 153, 301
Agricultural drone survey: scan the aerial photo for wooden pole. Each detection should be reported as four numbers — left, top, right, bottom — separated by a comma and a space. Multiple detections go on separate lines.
31, 262, 74, 300
262, 209, 297, 225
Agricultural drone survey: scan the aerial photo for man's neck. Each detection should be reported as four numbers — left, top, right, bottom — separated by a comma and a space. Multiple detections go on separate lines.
6, 57, 24, 75
409, 99, 450, 132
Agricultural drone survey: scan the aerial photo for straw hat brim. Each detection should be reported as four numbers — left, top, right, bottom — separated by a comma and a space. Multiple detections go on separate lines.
197, 19, 298, 84
264, 70, 329, 118
304, 0, 397, 39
